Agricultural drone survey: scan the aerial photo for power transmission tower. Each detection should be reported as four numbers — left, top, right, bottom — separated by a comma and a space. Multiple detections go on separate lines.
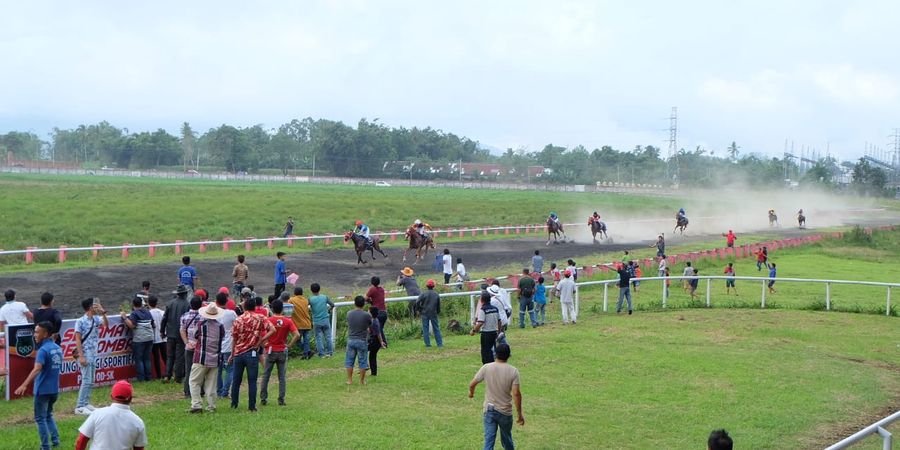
890, 128, 900, 169
665, 107, 679, 185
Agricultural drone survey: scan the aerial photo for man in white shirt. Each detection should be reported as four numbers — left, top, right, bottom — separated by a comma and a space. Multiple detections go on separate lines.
657, 256, 667, 278
455, 258, 468, 284
75, 380, 147, 450
147, 296, 166, 380
488, 283, 512, 320
442, 249, 453, 284
556, 270, 577, 324
0, 289, 33, 332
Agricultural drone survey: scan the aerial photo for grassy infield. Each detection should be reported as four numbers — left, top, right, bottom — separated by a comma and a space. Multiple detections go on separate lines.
1, 175, 898, 449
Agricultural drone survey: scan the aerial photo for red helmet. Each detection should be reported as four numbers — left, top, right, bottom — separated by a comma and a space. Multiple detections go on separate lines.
356, 220, 362, 226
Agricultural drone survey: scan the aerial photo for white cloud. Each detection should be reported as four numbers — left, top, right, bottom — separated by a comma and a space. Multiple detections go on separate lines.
810, 65, 899, 105
699, 69, 785, 109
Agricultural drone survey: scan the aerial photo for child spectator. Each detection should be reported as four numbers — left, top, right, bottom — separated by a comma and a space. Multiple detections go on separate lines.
724, 263, 737, 295
548, 263, 561, 303
768, 263, 777, 293
534, 277, 547, 326
633, 265, 643, 293
689, 268, 700, 299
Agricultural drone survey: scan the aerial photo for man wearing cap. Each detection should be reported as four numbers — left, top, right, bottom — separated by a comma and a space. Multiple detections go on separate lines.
229, 296, 275, 411
161, 285, 190, 384
75, 380, 147, 450
0, 288, 33, 332
179, 297, 203, 398
416, 279, 443, 348
397, 267, 421, 317
489, 281, 512, 320
556, 270, 577, 324
188, 303, 225, 413
468, 343, 525, 450
470, 293, 503, 364
15, 321, 62, 450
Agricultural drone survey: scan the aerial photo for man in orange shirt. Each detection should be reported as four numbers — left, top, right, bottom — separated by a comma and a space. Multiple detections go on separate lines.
288, 287, 312, 360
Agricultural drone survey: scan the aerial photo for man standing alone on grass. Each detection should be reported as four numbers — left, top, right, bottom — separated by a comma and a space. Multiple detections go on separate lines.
531, 250, 543, 274
15, 321, 61, 450
178, 256, 198, 291
74, 298, 108, 416
230, 296, 275, 411
288, 287, 313, 360
345, 296, 372, 385
417, 279, 443, 348
188, 303, 225, 413
468, 343, 524, 450
274, 252, 290, 298
442, 249, 453, 285
768, 263, 777, 294
556, 270, 577, 324
650, 234, 666, 258
722, 230, 737, 248
261, 300, 298, 406
284, 216, 294, 238
516, 269, 537, 328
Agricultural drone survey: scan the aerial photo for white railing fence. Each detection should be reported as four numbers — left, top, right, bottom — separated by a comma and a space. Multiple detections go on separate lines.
826, 410, 899, 450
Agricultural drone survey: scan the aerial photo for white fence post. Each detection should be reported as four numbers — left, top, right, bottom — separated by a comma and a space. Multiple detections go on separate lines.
330, 304, 339, 344
706, 279, 711, 307
887, 287, 892, 317
603, 283, 608, 312
469, 294, 476, 325
575, 287, 580, 316
661, 279, 667, 308
761, 280, 767, 308
826, 282, 831, 311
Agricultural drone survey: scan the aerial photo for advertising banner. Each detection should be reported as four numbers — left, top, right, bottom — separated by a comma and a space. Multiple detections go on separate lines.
5, 316, 136, 400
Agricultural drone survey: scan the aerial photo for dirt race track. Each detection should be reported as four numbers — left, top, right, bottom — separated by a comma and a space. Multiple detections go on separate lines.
3, 217, 892, 319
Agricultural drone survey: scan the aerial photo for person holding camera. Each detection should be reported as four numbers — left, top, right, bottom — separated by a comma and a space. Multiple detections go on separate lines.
74, 298, 109, 416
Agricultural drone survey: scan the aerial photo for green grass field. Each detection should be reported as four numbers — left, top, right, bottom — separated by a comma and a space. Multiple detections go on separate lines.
1, 309, 896, 449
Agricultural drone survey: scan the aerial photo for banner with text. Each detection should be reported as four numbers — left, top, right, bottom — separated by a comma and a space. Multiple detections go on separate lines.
5, 316, 136, 400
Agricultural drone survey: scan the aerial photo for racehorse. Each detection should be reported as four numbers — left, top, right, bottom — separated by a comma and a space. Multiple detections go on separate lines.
590, 220, 608, 242
547, 218, 567, 245
768, 211, 779, 227
402, 226, 435, 263
344, 231, 387, 265
797, 212, 806, 229
674, 214, 689, 235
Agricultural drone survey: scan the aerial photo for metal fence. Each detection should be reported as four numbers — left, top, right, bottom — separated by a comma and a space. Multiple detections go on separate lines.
826, 410, 899, 450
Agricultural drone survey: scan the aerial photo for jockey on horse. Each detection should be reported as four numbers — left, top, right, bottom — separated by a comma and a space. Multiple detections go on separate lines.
354, 220, 374, 248
412, 219, 432, 239
549, 212, 562, 229
588, 211, 601, 225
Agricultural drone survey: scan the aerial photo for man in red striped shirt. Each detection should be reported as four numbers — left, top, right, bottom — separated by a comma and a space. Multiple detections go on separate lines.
228, 298, 274, 411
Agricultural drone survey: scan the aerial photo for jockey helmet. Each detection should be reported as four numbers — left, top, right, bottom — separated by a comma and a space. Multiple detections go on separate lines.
550, 211, 557, 217
355, 220, 363, 226
414, 219, 421, 225
593, 211, 598, 216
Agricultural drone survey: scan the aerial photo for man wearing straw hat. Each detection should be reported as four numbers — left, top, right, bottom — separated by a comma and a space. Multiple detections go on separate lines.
188, 303, 225, 413
396, 267, 421, 317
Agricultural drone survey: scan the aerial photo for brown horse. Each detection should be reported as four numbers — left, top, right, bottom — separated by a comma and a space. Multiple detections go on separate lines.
546, 218, 566, 245
402, 226, 435, 263
674, 214, 689, 235
344, 231, 387, 265
590, 220, 608, 242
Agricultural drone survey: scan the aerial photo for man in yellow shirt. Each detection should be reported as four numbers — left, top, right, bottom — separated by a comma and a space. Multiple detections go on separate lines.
287, 287, 312, 359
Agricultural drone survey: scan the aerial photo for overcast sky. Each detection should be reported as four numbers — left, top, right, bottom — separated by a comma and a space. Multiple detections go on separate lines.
2, 1, 898, 160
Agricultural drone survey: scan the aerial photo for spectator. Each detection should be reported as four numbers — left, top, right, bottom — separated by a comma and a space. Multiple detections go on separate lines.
517, 268, 537, 328
214, 293, 237, 399
708, 429, 733, 450
650, 234, 666, 257
188, 304, 225, 413
193, 289, 209, 305
768, 263, 777, 294
548, 263, 561, 303
455, 257, 469, 288
147, 296, 166, 380
657, 256, 667, 278
121, 296, 154, 382
32, 292, 62, 343
682, 262, 694, 292
288, 287, 313, 360
614, 262, 633, 315
724, 263, 737, 295
0, 288, 33, 332
136, 280, 151, 306
722, 230, 737, 248
229, 297, 275, 411
261, 300, 298, 406
75, 380, 147, 450
633, 264, 643, 293
442, 249, 453, 284
232, 254, 249, 296
161, 285, 190, 384
566, 259, 578, 282
470, 293, 503, 364
534, 277, 547, 326
274, 251, 290, 298
345, 296, 372, 385
531, 250, 543, 274
367, 306, 387, 377
365, 276, 388, 338
468, 343, 524, 450
556, 270, 577, 324
397, 267, 421, 318
416, 279, 443, 348
489, 281, 512, 319
283, 216, 294, 238
178, 256, 197, 290
308, 283, 335, 358
756, 246, 769, 271
689, 268, 700, 300
664, 267, 671, 299
15, 321, 62, 450
179, 297, 203, 398
74, 297, 109, 416
215, 287, 235, 310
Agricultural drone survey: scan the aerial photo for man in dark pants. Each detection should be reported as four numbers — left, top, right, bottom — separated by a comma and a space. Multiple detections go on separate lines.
180, 296, 203, 397
161, 285, 190, 383
516, 269, 537, 328
470, 293, 502, 364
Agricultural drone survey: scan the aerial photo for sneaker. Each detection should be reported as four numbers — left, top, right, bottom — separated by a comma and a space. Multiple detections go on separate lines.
84, 405, 97, 412
628, 310, 633, 315
74, 407, 92, 416
188, 408, 203, 414
206, 407, 216, 413
260, 399, 268, 406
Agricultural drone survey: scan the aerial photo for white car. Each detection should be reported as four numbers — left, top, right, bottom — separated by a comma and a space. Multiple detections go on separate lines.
374, 181, 391, 187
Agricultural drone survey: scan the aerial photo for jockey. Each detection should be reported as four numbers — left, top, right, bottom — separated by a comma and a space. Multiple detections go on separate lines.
413, 219, 432, 238
354, 220, 373, 247
676, 208, 686, 221
588, 211, 600, 225
797, 209, 803, 216
549, 211, 561, 227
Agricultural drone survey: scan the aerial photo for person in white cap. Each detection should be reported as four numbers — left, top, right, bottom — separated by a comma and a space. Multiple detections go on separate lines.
556, 270, 577, 324
188, 304, 225, 413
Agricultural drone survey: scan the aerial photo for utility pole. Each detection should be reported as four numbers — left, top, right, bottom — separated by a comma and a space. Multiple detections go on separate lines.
664, 107, 679, 185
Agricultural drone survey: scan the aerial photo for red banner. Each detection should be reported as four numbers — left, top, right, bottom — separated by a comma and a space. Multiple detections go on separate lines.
5, 316, 137, 400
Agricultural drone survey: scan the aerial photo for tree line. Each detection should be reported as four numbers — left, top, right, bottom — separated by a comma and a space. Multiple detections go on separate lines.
0, 119, 893, 195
